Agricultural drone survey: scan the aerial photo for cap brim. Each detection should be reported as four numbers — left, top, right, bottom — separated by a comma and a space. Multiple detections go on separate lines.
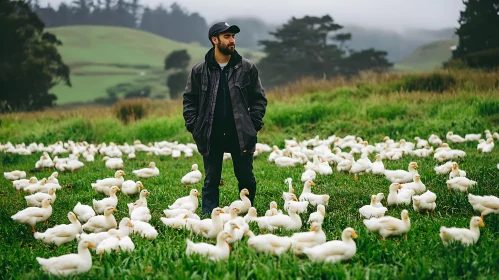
223, 25, 240, 34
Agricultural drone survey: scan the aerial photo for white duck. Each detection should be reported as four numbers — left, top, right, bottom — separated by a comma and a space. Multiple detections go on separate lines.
387, 183, 414, 206
91, 170, 125, 195
73, 202, 96, 223
446, 177, 477, 192
449, 162, 467, 179
297, 227, 357, 264
244, 207, 258, 223
290, 222, 326, 251
434, 161, 454, 175
317, 160, 333, 175
34, 212, 82, 246
185, 207, 224, 239
373, 193, 385, 207
102, 156, 124, 169
412, 190, 437, 213
163, 208, 197, 218
186, 231, 232, 261
384, 162, 419, 183
256, 204, 302, 231
181, 164, 203, 187
36, 240, 95, 276
168, 189, 199, 211
224, 221, 244, 244
336, 159, 353, 172
400, 174, 426, 194
446, 131, 466, 143
440, 216, 484, 246
371, 155, 385, 175
129, 204, 151, 222
82, 206, 117, 233
130, 220, 158, 240
265, 201, 283, 217
160, 214, 191, 229
301, 169, 317, 182
359, 195, 388, 218
4, 170, 27, 181
220, 206, 241, 223
121, 180, 143, 196
477, 138, 494, 153
95, 230, 121, 256
132, 189, 150, 208
93, 186, 120, 214
244, 229, 292, 256
25, 187, 57, 206
282, 178, 295, 200
228, 188, 251, 215
349, 154, 371, 180
364, 209, 411, 240
274, 156, 301, 167
465, 133, 482, 141
299, 180, 329, 207
285, 194, 309, 213
11, 198, 52, 232
132, 162, 160, 178
307, 204, 326, 224
13, 177, 37, 194
468, 194, 499, 217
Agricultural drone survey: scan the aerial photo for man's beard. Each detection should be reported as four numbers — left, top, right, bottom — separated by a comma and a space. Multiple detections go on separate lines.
217, 42, 235, 55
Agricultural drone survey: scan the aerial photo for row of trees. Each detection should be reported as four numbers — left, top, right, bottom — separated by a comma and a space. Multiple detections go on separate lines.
258, 15, 392, 86
31, 0, 209, 46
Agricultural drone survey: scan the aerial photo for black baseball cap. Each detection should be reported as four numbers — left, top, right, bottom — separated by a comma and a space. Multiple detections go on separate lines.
208, 22, 240, 40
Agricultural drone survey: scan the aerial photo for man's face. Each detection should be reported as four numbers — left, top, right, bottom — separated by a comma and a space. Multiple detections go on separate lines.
213, 32, 236, 55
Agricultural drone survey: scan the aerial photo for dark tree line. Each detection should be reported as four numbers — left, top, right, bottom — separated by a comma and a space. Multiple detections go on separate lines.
31, 0, 209, 46
258, 15, 392, 87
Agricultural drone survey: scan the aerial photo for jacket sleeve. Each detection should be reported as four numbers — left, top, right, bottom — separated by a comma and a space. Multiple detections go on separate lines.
249, 65, 267, 132
183, 68, 199, 133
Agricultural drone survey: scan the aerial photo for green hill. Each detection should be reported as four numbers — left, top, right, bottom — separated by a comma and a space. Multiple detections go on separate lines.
394, 39, 458, 72
48, 26, 264, 104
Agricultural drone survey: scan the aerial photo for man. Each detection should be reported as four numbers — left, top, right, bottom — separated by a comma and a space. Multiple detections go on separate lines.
183, 22, 267, 214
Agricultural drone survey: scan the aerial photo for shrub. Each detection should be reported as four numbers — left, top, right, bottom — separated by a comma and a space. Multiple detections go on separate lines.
106, 83, 151, 99
113, 99, 148, 124
464, 48, 499, 69
394, 73, 456, 93
367, 103, 407, 120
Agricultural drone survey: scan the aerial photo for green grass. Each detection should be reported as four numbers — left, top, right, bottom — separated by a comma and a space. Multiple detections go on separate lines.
2, 72, 499, 279
48, 26, 264, 104
1, 134, 499, 279
394, 39, 458, 72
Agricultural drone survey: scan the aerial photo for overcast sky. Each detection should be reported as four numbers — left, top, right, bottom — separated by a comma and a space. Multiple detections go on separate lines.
41, 0, 464, 32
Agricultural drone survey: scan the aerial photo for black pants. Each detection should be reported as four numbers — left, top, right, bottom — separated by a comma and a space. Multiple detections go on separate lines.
201, 137, 256, 215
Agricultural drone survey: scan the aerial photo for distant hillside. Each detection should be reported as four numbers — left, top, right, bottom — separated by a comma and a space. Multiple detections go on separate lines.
48, 25, 263, 104
344, 26, 456, 63
394, 39, 458, 72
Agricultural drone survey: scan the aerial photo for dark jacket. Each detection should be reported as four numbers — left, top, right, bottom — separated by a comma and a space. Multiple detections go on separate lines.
183, 48, 267, 157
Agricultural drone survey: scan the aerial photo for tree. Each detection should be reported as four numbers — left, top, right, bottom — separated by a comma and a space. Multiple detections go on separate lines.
448, 0, 499, 68
453, 0, 499, 58
167, 71, 188, 99
0, 0, 71, 112
164, 50, 191, 70
258, 15, 392, 87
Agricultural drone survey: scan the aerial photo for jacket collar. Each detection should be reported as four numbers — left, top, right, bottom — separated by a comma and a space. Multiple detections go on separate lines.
205, 47, 242, 69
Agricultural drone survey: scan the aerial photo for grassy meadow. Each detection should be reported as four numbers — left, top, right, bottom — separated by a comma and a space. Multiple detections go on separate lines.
1, 70, 499, 279
48, 26, 264, 104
